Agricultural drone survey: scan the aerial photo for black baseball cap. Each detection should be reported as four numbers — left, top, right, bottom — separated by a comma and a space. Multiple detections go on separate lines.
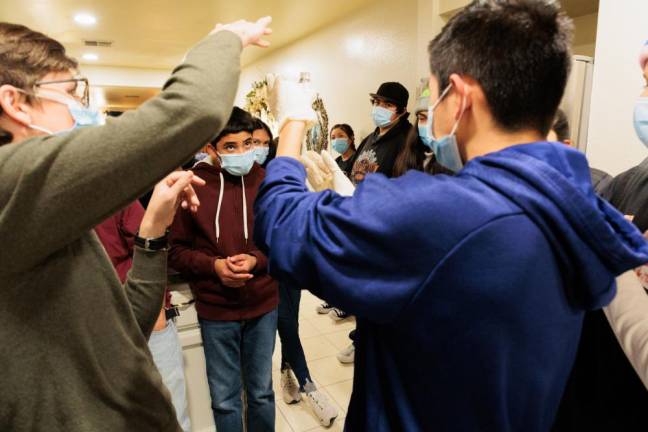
370, 82, 409, 109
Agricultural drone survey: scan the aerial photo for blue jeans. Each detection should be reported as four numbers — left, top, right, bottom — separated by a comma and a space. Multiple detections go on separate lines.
148, 320, 191, 432
277, 283, 312, 388
200, 309, 277, 432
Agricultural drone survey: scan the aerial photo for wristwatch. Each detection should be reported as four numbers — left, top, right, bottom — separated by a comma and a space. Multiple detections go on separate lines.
134, 230, 169, 251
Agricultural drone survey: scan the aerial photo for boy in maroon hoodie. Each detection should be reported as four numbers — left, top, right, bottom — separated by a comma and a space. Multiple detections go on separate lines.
169, 107, 278, 432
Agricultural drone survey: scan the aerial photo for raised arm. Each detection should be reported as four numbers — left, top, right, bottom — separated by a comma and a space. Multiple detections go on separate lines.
0, 19, 272, 275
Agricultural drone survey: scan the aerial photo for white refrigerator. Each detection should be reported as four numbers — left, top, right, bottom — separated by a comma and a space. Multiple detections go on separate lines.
560, 55, 595, 153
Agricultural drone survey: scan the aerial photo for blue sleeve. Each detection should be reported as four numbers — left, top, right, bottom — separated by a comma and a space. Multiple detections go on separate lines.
253, 157, 435, 323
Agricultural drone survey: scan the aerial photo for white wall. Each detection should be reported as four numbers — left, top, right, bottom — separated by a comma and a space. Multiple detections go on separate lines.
236, 0, 419, 141
586, 0, 648, 175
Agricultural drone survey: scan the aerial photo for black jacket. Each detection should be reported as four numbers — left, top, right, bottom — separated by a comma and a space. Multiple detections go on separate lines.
350, 115, 411, 184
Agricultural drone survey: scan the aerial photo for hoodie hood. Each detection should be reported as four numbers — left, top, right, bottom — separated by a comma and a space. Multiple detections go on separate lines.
192, 157, 264, 244
462, 142, 648, 310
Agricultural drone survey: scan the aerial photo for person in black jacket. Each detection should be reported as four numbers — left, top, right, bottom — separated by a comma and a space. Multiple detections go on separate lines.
350, 81, 412, 185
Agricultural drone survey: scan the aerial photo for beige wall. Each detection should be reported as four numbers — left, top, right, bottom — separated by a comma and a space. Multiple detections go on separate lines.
586, 0, 648, 175
236, 0, 420, 141
573, 13, 598, 57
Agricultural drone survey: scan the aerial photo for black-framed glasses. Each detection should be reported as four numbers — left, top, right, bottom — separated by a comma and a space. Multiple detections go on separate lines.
34, 77, 90, 107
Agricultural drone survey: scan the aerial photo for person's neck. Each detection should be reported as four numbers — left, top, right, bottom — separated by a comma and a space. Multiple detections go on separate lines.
0, 119, 33, 144
341, 148, 355, 161
464, 128, 544, 162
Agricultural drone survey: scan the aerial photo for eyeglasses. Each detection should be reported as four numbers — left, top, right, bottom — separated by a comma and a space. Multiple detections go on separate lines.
34, 77, 90, 107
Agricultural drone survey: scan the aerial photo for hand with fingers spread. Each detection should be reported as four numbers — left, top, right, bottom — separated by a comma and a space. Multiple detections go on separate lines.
211, 16, 273, 48
214, 258, 253, 288
139, 170, 206, 238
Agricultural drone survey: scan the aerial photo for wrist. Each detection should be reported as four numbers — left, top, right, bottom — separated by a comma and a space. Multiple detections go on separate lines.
139, 219, 167, 238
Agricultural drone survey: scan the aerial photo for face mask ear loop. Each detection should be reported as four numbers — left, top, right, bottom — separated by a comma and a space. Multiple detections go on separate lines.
450, 92, 467, 136
428, 84, 453, 140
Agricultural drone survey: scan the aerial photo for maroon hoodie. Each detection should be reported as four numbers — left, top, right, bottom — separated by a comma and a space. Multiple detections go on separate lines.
168, 159, 278, 321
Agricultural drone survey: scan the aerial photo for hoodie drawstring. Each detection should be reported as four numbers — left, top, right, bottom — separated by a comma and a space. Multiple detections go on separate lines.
242, 176, 248, 244
215, 172, 248, 244
215, 172, 224, 243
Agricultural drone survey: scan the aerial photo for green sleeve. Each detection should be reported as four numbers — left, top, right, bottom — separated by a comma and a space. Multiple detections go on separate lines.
0, 31, 242, 275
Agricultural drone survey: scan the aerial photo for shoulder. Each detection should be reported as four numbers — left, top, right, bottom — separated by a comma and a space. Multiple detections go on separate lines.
353, 170, 523, 242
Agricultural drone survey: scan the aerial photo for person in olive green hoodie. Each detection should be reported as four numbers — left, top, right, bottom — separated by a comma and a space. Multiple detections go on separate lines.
0, 17, 272, 432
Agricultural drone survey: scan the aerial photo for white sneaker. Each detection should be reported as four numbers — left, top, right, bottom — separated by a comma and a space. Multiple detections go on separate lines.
316, 302, 334, 314
328, 308, 351, 321
304, 382, 338, 427
337, 343, 355, 364
281, 368, 301, 404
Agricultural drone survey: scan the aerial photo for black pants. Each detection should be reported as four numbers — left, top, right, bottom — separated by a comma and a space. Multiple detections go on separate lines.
277, 283, 311, 389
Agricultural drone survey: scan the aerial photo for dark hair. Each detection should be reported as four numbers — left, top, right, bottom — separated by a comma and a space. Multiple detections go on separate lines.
393, 126, 454, 177
330, 123, 356, 150
212, 106, 255, 145
552, 108, 570, 142
0, 22, 78, 145
252, 117, 276, 167
253, 117, 274, 143
428, 0, 573, 135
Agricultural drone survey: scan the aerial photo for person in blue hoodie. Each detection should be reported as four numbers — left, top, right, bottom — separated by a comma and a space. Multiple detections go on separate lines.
253, 1, 648, 431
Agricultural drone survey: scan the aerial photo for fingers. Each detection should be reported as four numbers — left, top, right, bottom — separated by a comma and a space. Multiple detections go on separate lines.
321, 150, 340, 172
255, 16, 273, 47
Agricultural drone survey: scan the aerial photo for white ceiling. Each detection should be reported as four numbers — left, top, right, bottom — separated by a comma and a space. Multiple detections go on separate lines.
0, 0, 374, 70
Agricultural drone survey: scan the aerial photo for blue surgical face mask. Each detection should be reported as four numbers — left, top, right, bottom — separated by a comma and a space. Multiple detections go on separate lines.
219, 150, 257, 176
372, 106, 396, 128
427, 84, 466, 172
21, 90, 104, 135
634, 97, 648, 147
418, 124, 433, 149
195, 152, 209, 162
332, 138, 350, 154
254, 146, 270, 165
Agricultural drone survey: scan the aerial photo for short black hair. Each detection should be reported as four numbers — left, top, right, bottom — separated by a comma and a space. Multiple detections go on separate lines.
252, 117, 274, 143
552, 108, 570, 142
428, 0, 573, 135
212, 106, 255, 144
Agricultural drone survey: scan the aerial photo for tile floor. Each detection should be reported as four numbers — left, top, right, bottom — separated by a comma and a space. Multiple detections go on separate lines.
274, 291, 355, 432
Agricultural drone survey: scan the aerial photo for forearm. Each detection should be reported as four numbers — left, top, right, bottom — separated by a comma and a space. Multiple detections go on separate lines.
604, 270, 648, 389
0, 31, 242, 274
124, 247, 169, 339
276, 121, 306, 158
168, 246, 217, 277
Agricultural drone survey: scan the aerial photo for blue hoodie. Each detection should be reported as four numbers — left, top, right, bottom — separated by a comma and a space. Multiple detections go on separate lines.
253, 142, 648, 431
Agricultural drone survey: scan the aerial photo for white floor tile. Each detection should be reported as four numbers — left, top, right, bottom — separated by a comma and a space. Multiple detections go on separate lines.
308, 356, 355, 387
301, 334, 340, 362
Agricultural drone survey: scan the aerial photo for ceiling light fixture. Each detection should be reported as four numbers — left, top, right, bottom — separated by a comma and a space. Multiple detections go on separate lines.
74, 13, 97, 26
82, 53, 99, 61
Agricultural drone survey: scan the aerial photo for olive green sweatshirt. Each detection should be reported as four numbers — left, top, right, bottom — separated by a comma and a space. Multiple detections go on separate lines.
0, 31, 242, 431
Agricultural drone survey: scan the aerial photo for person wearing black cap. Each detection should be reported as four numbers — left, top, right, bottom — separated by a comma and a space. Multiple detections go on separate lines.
349, 81, 412, 185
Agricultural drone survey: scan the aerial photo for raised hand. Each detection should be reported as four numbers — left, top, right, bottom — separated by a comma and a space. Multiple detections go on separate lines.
139, 171, 206, 238
211, 16, 273, 48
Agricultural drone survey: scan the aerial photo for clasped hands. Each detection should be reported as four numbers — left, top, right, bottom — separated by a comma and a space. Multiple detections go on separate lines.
214, 254, 257, 288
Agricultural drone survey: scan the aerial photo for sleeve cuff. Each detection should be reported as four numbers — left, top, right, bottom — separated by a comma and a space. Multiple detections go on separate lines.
130, 247, 168, 282
249, 250, 269, 274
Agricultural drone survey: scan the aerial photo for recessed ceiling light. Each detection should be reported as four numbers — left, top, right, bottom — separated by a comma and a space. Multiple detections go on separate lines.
74, 13, 97, 26
82, 53, 99, 61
